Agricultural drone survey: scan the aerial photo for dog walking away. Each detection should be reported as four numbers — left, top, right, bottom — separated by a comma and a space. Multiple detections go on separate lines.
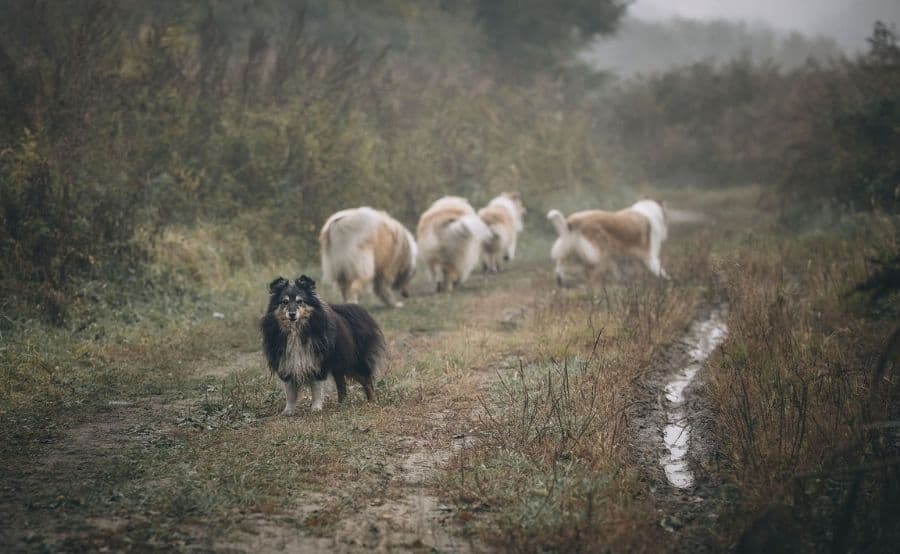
417, 196, 493, 292
478, 192, 526, 273
320, 207, 417, 308
547, 199, 669, 287
261, 276, 384, 414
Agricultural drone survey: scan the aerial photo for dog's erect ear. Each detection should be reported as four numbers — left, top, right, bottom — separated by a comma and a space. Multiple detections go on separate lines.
268, 277, 289, 294
296, 275, 316, 291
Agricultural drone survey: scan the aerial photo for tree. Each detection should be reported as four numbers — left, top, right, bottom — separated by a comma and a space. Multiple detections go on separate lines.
463, 0, 628, 69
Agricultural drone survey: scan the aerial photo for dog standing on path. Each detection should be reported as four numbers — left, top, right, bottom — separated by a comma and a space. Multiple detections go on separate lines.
261, 276, 383, 414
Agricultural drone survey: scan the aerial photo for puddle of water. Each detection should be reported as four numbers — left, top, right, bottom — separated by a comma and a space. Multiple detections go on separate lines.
661, 310, 728, 489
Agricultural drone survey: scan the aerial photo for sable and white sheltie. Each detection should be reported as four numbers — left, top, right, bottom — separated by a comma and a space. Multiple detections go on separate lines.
547, 199, 669, 287
416, 196, 493, 292
261, 275, 383, 415
320, 207, 417, 308
478, 192, 526, 273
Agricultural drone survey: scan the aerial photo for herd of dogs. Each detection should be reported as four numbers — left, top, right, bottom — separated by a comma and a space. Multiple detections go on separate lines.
262, 194, 670, 415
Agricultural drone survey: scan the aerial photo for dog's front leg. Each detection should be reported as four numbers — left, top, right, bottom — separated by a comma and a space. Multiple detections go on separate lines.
310, 379, 326, 411
282, 380, 299, 416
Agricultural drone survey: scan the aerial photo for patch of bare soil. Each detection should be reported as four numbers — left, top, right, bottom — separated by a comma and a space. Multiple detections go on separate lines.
627, 304, 731, 552
0, 400, 170, 551
215, 410, 488, 553
223, 354, 496, 553
195, 350, 264, 378
326, 429, 483, 553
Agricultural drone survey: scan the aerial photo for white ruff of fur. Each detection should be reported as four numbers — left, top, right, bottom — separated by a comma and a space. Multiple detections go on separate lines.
551, 231, 600, 266
280, 328, 320, 384
448, 214, 494, 281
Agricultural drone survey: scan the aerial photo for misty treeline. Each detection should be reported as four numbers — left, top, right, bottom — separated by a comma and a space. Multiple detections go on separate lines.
604, 20, 900, 218
587, 16, 844, 75
0, 0, 897, 313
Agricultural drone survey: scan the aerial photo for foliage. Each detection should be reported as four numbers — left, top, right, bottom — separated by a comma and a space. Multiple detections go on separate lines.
602, 54, 788, 186
709, 214, 900, 550
465, 0, 627, 70
0, 0, 626, 320
778, 21, 900, 215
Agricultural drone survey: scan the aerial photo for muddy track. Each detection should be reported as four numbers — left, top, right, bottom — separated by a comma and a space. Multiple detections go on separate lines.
627, 303, 730, 552
215, 286, 540, 552
223, 388, 491, 553
236, 319, 513, 553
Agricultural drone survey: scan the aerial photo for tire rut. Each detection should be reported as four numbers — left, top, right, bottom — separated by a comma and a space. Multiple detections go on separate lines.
627, 303, 730, 551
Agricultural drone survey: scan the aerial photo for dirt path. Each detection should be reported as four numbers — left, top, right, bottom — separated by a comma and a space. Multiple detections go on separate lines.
326, 412, 483, 552
221, 363, 494, 553
1, 345, 495, 553
3, 265, 541, 552
226, 288, 536, 553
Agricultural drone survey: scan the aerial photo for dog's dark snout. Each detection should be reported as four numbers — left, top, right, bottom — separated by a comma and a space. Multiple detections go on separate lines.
288, 311, 298, 320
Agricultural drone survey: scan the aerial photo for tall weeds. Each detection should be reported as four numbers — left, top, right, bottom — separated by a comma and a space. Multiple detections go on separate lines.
709, 216, 900, 550
448, 262, 704, 550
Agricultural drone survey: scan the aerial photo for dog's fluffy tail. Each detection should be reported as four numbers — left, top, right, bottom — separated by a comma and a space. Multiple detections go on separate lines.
447, 214, 494, 245
547, 209, 568, 237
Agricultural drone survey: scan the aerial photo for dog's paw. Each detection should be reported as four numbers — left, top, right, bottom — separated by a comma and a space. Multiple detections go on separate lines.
394, 301, 404, 308
310, 402, 324, 412
281, 407, 296, 417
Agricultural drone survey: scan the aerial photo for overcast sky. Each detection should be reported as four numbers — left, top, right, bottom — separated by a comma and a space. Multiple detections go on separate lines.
630, 0, 900, 50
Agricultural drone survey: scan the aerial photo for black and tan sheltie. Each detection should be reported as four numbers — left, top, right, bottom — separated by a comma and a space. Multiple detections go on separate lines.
261, 275, 383, 414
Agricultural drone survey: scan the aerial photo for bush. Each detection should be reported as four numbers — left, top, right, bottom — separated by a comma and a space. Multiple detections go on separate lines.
777, 22, 900, 215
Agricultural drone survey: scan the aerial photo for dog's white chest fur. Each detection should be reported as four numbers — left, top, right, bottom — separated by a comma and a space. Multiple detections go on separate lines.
280, 330, 320, 382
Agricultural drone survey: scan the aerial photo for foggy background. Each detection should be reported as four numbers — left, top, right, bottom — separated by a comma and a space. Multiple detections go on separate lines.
633, 0, 899, 49
587, 0, 900, 74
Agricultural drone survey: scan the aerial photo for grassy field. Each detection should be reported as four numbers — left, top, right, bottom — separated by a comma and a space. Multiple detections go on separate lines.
0, 186, 897, 552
